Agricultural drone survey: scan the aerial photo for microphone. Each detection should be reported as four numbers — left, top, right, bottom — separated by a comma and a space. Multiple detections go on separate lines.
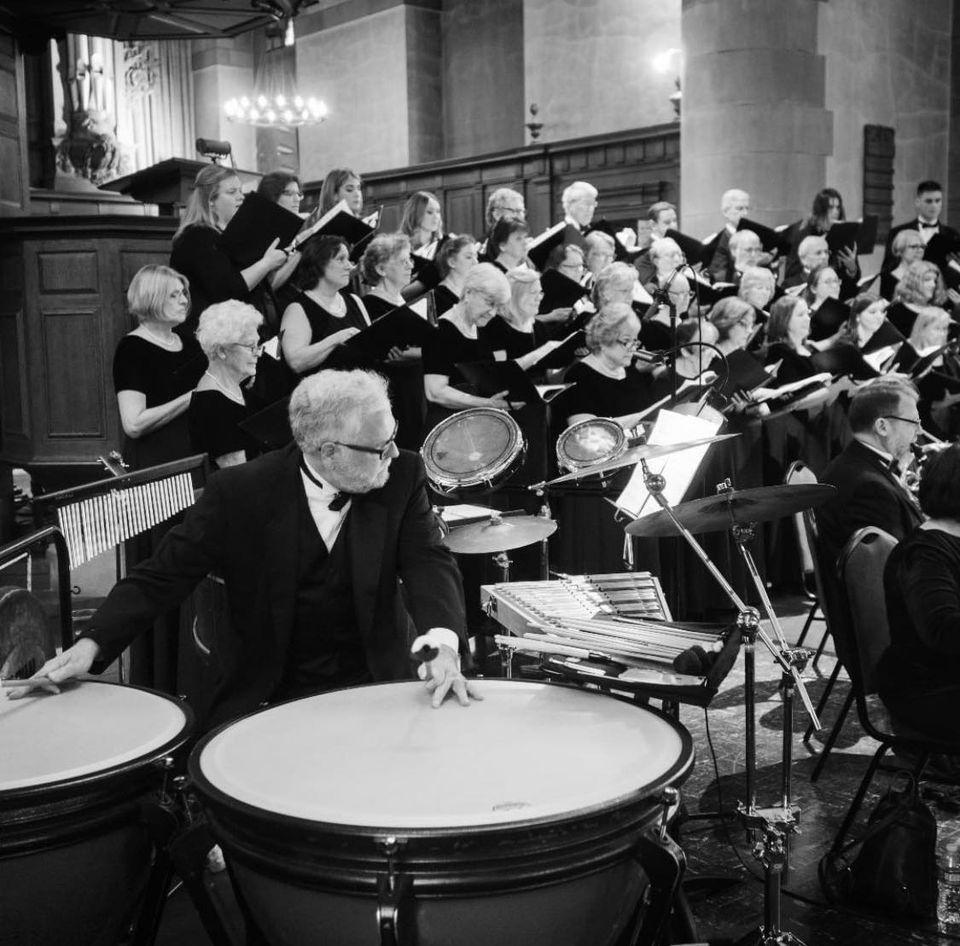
632, 349, 667, 365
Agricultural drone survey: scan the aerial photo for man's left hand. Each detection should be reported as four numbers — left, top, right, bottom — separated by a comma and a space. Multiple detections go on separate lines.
422, 644, 483, 708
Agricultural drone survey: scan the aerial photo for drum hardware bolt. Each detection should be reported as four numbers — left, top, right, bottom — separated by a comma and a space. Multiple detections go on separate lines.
658, 787, 679, 841
715, 478, 733, 495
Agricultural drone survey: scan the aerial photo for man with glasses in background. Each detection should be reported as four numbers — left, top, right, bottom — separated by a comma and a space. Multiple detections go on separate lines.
25, 370, 473, 729
817, 377, 924, 565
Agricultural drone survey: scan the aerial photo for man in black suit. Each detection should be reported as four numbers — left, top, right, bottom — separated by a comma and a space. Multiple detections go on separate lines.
27, 370, 473, 727
817, 377, 924, 566
883, 179, 960, 274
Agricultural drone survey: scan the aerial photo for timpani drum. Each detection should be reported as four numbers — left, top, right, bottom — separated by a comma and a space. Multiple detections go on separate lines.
189, 680, 694, 946
421, 408, 525, 493
556, 417, 627, 472
0, 681, 193, 946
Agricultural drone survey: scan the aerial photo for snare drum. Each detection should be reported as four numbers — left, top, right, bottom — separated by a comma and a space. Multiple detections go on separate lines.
190, 680, 693, 946
0, 681, 193, 946
421, 408, 525, 493
556, 417, 627, 471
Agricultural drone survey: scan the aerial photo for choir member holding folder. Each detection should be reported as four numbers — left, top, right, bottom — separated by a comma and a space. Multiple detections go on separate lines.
170, 165, 288, 336
784, 188, 861, 290
907, 308, 960, 437
280, 236, 369, 376
422, 263, 512, 435
188, 301, 263, 469
763, 296, 817, 385
426, 234, 479, 320
401, 191, 443, 252
360, 234, 429, 449
488, 217, 530, 273
318, 167, 363, 217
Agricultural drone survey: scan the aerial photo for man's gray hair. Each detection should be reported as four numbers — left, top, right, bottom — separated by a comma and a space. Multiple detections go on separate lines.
562, 180, 598, 212
289, 370, 390, 451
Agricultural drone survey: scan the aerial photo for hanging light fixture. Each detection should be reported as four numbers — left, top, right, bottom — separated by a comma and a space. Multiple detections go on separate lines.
223, 8, 327, 128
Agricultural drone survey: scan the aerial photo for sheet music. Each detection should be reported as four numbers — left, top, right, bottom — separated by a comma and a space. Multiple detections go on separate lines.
615, 409, 722, 518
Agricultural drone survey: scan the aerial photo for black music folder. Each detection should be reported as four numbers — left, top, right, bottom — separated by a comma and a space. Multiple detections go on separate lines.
664, 228, 722, 268
527, 223, 568, 271
736, 218, 798, 255
532, 329, 586, 370
861, 319, 905, 355
539, 269, 590, 312
826, 216, 878, 256
716, 349, 775, 397
923, 230, 960, 270
220, 191, 305, 269
690, 278, 738, 308
239, 395, 293, 450
455, 359, 572, 404
810, 345, 879, 381
343, 304, 435, 360
294, 199, 377, 260
408, 235, 451, 291
809, 297, 850, 341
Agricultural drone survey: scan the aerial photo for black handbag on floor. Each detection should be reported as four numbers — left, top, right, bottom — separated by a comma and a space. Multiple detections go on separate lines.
819, 774, 937, 918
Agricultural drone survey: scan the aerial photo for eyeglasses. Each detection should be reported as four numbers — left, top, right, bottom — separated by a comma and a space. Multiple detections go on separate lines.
282, 190, 304, 200
883, 415, 921, 427
230, 342, 263, 355
615, 337, 640, 349
329, 421, 399, 461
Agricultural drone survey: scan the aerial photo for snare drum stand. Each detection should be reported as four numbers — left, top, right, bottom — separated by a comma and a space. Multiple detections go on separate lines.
639, 465, 820, 946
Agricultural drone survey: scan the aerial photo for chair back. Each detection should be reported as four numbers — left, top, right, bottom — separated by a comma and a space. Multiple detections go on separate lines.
838, 526, 898, 695
785, 460, 816, 581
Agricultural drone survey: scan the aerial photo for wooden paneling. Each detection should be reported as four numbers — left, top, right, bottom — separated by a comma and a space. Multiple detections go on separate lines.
863, 124, 895, 244
0, 30, 29, 216
41, 307, 106, 438
0, 215, 177, 466
305, 124, 680, 238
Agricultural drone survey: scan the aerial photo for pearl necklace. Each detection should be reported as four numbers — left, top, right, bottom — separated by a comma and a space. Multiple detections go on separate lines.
203, 370, 245, 405
139, 327, 180, 351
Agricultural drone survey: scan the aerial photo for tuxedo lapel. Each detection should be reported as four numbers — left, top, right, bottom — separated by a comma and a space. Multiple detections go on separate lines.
348, 493, 387, 639
262, 448, 303, 654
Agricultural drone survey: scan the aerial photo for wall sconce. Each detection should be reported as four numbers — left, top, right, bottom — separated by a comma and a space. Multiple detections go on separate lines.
652, 47, 682, 120
525, 103, 543, 141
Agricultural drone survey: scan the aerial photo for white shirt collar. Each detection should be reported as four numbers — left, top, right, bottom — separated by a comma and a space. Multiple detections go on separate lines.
854, 437, 894, 465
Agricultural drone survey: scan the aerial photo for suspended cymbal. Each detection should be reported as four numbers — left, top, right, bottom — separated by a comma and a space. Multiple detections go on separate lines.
624, 484, 837, 537
534, 434, 740, 488
442, 515, 558, 554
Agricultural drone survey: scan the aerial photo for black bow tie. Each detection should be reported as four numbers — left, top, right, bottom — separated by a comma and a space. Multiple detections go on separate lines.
888, 458, 903, 478
300, 456, 353, 510
919, 221, 939, 230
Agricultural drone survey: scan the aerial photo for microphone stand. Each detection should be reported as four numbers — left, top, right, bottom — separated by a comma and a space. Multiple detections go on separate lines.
636, 463, 819, 946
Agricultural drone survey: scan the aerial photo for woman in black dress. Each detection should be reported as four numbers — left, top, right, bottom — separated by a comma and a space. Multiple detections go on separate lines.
801, 264, 842, 321
833, 294, 889, 351
763, 295, 817, 385
784, 187, 860, 290
114, 264, 206, 470
189, 300, 264, 469
878, 445, 960, 741
318, 167, 364, 217
170, 164, 288, 336
360, 233, 430, 449
481, 267, 562, 368
400, 191, 443, 253
880, 229, 924, 301
427, 234, 479, 321
112, 264, 207, 693
888, 260, 956, 336
280, 236, 369, 377
422, 262, 512, 435
487, 217, 529, 273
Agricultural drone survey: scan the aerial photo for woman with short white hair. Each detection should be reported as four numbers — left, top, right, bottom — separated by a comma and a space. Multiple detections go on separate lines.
481, 267, 561, 370
113, 264, 206, 470
189, 300, 264, 469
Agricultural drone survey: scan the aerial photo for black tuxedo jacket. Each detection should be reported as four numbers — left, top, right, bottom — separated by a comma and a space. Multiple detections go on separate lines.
817, 439, 923, 565
87, 445, 466, 726
883, 219, 960, 271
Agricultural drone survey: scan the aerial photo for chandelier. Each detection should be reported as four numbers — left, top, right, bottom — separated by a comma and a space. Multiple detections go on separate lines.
223, 11, 327, 128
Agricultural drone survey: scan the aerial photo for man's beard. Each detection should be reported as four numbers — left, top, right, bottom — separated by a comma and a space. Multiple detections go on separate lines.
330, 460, 392, 494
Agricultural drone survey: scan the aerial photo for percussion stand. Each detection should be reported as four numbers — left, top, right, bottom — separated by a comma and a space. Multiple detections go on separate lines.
638, 463, 819, 946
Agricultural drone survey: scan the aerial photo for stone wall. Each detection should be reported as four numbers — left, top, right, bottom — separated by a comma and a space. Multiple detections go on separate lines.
819, 0, 952, 225
524, 0, 680, 145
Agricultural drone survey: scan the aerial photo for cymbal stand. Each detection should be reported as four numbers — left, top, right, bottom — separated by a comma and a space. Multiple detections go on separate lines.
639, 462, 819, 946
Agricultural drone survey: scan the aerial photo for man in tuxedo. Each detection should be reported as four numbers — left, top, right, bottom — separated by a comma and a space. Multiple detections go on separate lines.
26, 370, 473, 727
884, 179, 960, 273
707, 188, 751, 282
561, 180, 598, 241
635, 201, 678, 282
817, 377, 923, 566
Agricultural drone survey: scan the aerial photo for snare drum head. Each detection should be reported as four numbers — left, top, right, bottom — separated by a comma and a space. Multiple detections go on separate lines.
557, 419, 626, 471
421, 409, 523, 490
196, 681, 691, 829
0, 681, 189, 792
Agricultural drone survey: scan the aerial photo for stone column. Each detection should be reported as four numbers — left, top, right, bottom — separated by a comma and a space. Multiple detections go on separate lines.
680, 0, 832, 236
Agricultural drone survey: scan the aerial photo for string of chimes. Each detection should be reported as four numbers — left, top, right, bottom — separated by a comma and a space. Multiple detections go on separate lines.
35, 455, 207, 570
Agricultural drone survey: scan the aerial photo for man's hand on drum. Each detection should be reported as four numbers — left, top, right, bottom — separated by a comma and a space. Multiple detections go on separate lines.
422, 643, 483, 708
7, 638, 100, 699
486, 389, 511, 411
